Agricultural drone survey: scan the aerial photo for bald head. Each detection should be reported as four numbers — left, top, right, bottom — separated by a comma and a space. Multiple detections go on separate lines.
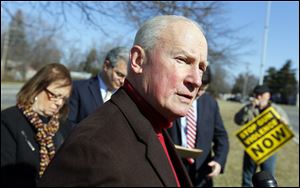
128, 15, 208, 120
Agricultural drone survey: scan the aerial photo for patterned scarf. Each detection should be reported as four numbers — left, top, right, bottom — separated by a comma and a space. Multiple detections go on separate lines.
18, 103, 60, 177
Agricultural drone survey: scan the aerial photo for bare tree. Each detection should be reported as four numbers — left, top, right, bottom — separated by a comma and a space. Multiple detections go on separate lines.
1, 1, 117, 36
1, 1, 251, 89
2, 2, 250, 67
63, 46, 85, 71
232, 73, 259, 96
1, 2, 62, 35
1, 8, 64, 80
28, 36, 62, 69
121, 1, 251, 67
1, 1, 126, 76
25, 14, 65, 70
209, 65, 232, 97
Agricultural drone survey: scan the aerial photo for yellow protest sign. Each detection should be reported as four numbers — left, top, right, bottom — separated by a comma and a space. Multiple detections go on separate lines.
236, 106, 294, 164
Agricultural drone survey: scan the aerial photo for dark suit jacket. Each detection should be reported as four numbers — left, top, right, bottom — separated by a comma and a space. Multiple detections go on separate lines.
68, 76, 104, 127
168, 93, 229, 186
1, 106, 71, 186
38, 88, 192, 187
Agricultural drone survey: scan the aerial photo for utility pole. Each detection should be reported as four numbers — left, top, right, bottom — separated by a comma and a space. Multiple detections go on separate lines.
242, 62, 249, 100
259, 1, 271, 85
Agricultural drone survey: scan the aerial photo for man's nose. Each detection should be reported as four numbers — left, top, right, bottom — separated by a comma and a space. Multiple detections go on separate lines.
188, 68, 202, 88
120, 77, 126, 85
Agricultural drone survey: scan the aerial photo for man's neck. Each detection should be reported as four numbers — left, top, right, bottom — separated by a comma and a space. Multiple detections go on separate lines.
98, 74, 113, 92
122, 79, 171, 133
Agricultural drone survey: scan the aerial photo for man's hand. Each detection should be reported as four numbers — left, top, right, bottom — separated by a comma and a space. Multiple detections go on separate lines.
207, 161, 221, 178
250, 97, 259, 107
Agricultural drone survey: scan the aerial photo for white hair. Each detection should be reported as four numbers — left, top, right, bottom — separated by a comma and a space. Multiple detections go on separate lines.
133, 15, 205, 51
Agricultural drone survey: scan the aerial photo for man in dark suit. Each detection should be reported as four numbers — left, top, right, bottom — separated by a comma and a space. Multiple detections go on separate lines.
168, 66, 229, 187
38, 15, 208, 186
68, 47, 129, 127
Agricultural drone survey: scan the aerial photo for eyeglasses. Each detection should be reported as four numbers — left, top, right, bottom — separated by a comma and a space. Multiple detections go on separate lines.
44, 88, 68, 102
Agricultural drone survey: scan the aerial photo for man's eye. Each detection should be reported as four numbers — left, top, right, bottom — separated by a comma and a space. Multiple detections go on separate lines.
116, 72, 124, 77
176, 58, 187, 64
199, 64, 206, 71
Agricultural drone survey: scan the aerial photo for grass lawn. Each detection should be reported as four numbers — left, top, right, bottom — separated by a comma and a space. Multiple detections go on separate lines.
213, 100, 299, 187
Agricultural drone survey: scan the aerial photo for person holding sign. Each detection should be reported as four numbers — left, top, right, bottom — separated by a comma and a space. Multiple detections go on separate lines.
234, 85, 290, 187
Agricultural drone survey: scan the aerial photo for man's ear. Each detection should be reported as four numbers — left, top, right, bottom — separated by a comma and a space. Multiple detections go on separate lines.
103, 60, 111, 71
130, 45, 146, 74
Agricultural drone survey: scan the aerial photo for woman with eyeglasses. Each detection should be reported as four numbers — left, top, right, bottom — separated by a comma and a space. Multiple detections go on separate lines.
1, 63, 72, 186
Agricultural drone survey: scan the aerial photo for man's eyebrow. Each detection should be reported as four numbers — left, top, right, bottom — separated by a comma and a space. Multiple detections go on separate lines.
171, 48, 197, 58
116, 70, 126, 77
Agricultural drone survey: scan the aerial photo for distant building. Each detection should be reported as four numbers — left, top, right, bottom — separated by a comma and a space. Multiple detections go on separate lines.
25, 65, 37, 81
70, 71, 92, 80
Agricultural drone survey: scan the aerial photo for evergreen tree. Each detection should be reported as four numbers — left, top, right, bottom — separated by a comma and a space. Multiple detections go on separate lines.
7, 10, 29, 80
7, 10, 29, 64
82, 48, 100, 76
264, 60, 298, 104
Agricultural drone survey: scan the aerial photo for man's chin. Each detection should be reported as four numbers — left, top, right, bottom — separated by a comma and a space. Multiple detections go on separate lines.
171, 108, 189, 118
